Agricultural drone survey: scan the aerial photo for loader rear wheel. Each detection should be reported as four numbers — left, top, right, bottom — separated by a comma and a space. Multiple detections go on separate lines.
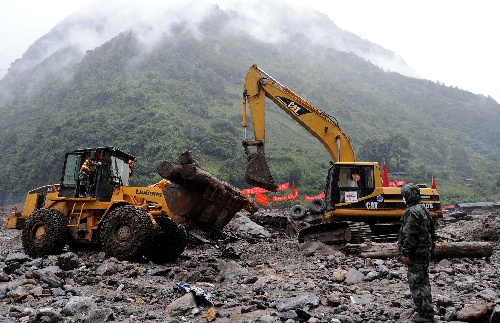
22, 208, 68, 258
99, 205, 154, 261
145, 216, 187, 264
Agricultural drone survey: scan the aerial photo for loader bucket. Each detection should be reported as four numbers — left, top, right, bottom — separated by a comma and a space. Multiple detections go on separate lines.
244, 152, 278, 192
157, 151, 258, 230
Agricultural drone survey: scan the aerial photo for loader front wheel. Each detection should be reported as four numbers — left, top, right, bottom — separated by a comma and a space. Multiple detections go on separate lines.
99, 205, 154, 261
22, 208, 68, 258
145, 216, 187, 264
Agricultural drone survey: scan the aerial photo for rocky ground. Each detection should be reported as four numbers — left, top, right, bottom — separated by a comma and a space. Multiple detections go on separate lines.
0, 205, 499, 323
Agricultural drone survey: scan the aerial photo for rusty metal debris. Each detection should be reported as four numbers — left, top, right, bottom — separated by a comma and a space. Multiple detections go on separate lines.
157, 151, 257, 230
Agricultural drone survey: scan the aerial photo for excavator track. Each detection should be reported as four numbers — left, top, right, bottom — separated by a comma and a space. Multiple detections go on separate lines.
368, 223, 400, 243
296, 220, 400, 245
345, 221, 372, 244
297, 221, 372, 245
344, 221, 401, 244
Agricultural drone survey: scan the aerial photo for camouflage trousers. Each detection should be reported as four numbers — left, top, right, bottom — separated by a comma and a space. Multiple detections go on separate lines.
79, 171, 90, 187
407, 262, 433, 315
79, 171, 91, 196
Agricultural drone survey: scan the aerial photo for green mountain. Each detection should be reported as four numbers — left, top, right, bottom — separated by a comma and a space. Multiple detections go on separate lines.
1, 1, 499, 206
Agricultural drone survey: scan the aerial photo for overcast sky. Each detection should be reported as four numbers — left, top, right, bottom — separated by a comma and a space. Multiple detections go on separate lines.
1, 0, 498, 102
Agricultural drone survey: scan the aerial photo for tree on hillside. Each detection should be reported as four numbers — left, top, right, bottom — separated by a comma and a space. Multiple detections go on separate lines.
387, 133, 411, 171
357, 133, 411, 171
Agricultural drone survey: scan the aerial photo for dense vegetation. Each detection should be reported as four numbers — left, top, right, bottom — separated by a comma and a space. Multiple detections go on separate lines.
1, 8, 499, 207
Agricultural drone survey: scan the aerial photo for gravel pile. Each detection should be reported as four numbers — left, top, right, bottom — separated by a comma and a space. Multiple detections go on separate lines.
0, 205, 499, 323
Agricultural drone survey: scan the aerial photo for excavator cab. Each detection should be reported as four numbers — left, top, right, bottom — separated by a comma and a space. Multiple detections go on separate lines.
325, 163, 376, 208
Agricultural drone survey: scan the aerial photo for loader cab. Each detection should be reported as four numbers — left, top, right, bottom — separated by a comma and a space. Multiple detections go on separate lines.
325, 163, 376, 209
58, 147, 135, 201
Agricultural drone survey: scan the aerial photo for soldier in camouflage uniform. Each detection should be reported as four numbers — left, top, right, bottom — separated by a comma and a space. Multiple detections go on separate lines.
398, 183, 436, 322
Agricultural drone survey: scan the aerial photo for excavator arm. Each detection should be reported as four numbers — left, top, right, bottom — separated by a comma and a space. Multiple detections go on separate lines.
242, 64, 356, 190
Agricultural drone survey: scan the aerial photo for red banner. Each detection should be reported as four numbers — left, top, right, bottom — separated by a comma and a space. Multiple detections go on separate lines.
304, 191, 325, 202
254, 193, 270, 206
243, 182, 289, 195
271, 190, 299, 203
272, 195, 290, 202
242, 187, 270, 195
276, 182, 289, 191
389, 180, 406, 187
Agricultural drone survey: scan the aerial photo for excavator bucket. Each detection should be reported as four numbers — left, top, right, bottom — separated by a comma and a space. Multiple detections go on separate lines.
245, 152, 278, 192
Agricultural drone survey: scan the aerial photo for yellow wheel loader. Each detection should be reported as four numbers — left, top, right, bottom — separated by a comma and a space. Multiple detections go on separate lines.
6, 147, 255, 263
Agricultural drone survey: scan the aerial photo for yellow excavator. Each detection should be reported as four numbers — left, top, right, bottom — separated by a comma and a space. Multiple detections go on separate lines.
241, 64, 442, 243
6, 147, 255, 263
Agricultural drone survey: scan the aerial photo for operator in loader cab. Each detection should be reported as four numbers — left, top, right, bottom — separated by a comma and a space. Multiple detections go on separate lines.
79, 154, 101, 197
398, 183, 436, 322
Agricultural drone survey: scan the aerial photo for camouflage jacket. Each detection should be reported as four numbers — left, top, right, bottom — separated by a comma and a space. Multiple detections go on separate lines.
398, 203, 435, 262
